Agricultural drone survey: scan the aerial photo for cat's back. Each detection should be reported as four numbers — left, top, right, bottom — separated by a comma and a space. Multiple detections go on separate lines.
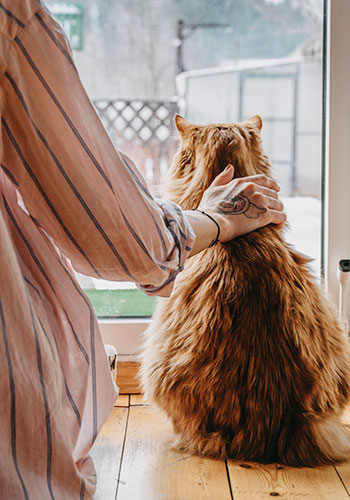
178, 225, 310, 321
161, 224, 345, 374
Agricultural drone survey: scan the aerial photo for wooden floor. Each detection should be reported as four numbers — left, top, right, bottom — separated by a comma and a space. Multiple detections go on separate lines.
91, 395, 350, 500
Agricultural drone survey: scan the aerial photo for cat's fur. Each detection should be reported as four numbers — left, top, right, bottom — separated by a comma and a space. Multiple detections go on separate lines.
141, 114, 350, 466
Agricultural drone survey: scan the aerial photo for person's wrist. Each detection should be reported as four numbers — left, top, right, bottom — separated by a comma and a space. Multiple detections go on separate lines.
191, 209, 221, 247
200, 210, 235, 243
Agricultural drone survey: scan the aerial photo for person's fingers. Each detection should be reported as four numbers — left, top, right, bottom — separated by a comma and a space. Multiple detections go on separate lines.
249, 174, 280, 191
267, 208, 287, 226
255, 186, 279, 200
251, 192, 284, 211
210, 164, 234, 187
231, 174, 280, 192
267, 197, 284, 211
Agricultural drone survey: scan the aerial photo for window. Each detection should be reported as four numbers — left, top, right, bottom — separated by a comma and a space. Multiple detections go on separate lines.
45, 0, 350, 347
50, 2, 83, 50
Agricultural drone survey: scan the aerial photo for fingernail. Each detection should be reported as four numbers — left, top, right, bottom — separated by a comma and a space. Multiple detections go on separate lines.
225, 164, 233, 171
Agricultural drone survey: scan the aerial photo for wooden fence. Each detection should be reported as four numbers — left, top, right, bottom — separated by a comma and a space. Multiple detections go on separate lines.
93, 98, 180, 189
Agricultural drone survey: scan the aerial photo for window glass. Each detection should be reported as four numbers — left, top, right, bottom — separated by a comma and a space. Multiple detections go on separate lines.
47, 0, 323, 317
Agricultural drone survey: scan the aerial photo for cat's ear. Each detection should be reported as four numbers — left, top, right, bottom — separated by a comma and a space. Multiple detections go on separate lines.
175, 114, 192, 135
246, 115, 263, 132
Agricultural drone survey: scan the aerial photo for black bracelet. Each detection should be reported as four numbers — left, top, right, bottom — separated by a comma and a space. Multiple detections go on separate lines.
192, 209, 221, 248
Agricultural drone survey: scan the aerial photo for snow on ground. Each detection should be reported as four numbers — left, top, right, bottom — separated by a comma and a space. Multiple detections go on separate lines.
282, 197, 321, 276
76, 197, 321, 290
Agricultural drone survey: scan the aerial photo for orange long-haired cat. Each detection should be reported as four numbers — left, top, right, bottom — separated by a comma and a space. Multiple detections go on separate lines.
141, 114, 350, 466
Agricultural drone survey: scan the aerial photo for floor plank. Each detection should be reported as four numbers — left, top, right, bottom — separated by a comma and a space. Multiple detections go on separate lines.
114, 394, 130, 407
332, 404, 350, 495
130, 394, 146, 406
117, 405, 232, 500
335, 462, 350, 497
227, 460, 349, 499
91, 407, 129, 500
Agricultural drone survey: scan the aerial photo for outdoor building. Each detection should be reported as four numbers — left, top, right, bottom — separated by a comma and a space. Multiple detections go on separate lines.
176, 57, 322, 198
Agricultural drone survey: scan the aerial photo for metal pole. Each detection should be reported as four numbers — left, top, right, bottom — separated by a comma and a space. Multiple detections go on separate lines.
238, 72, 244, 122
291, 66, 300, 196
176, 19, 184, 74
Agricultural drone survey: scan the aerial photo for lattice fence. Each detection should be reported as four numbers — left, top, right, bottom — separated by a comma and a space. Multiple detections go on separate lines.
94, 98, 180, 188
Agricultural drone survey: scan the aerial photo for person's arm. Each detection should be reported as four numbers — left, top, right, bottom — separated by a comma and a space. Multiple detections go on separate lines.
1, 5, 197, 297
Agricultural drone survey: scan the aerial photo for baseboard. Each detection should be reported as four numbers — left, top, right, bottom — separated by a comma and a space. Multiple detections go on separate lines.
99, 319, 150, 357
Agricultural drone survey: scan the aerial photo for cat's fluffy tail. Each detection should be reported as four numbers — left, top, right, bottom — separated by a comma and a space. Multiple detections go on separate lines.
281, 416, 350, 467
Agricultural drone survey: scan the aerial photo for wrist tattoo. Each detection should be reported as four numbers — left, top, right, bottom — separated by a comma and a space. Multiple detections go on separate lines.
217, 191, 267, 219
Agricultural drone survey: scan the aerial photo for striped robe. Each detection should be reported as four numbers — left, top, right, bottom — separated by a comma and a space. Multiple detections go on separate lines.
0, 1, 195, 498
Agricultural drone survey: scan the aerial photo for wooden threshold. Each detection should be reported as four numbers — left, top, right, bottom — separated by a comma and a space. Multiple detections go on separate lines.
116, 361, 141, 394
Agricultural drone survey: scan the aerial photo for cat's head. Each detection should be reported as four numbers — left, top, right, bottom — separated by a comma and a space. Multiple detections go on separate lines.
165, 114, 272, 210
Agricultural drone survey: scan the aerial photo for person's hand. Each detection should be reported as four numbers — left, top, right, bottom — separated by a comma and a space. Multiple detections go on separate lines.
198, 164, 287, 242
